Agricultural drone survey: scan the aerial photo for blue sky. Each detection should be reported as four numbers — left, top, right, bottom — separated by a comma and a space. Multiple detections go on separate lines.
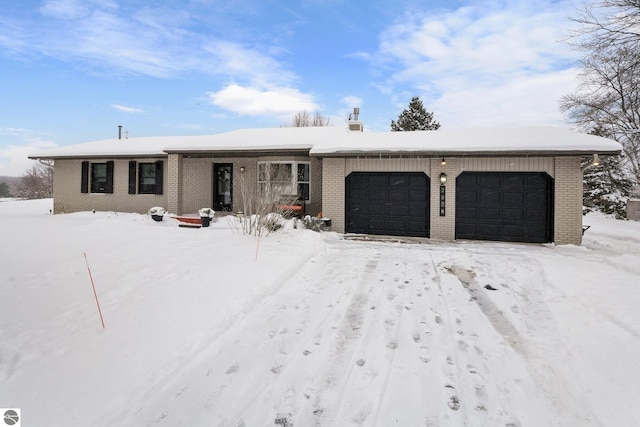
0, 0, 582, 176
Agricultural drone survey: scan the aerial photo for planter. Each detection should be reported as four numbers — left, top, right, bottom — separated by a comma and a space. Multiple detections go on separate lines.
198, 208, 215, 228
148, 207, 166, 222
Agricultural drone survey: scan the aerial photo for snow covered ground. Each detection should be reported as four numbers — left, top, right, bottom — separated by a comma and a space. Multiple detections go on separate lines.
1, 198, 639, 427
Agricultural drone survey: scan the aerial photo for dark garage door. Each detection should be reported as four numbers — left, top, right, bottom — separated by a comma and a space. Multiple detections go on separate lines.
346, 172, 430, 237
456, 172, 553, 243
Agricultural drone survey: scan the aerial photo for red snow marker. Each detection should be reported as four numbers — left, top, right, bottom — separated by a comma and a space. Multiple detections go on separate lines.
84, 252, 106, 329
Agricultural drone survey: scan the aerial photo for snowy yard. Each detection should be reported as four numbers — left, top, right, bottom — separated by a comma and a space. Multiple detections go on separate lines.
1, 199, 639, 427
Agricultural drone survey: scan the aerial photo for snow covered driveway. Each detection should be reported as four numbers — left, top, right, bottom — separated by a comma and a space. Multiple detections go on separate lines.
1, 200, 639, 427
132, 236, 640, 427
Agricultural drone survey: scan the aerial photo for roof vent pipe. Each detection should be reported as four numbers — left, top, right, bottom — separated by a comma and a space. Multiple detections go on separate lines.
353, 107, 359, 121
118, 125, 122, 140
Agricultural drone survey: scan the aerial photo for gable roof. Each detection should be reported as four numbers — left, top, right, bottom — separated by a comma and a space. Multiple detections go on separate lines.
29, 126, 622, 160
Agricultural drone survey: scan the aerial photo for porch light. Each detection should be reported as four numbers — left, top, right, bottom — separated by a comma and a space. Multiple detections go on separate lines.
240, 166, 246, 173
592, 154, 600, 166
440, 172, 447, 185
441, 158, 446, 165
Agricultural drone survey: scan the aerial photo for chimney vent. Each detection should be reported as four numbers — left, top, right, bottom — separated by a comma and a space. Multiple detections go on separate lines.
348, 107, 363, 132
118, 125, 123, 140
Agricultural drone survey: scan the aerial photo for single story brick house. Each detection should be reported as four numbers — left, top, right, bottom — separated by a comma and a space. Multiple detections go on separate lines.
30, 121, 621, 245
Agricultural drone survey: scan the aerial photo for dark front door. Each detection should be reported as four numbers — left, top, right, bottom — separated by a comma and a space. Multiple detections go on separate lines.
455, 172, 553, 243
213, 163, 233, 211
345, 172, 430, 238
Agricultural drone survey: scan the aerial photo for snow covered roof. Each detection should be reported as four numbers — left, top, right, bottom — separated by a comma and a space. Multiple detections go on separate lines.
310, 126, 623, 156
29, 126, 622, 160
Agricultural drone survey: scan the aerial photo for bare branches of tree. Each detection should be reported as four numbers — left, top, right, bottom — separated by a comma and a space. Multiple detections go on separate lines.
568, 0, 640, 52
17, 161, 53, 199
563, 0, 640, 195
283, 111, 332, 127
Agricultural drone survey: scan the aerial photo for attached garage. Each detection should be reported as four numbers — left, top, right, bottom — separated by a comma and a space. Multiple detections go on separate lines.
345, 172, 430, 237
455, 172, 553, 243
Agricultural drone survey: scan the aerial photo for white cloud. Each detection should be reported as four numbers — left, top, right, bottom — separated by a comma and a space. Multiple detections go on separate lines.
3, 1, 298, 87
367, 0, 581, 127
111, 104, 144, 113
340, 95, 363, 109
0, 128, 57, 176
207, 84, 318, 119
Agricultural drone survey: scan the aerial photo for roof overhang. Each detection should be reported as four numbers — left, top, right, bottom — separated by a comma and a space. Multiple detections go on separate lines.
310, 149, 623, 158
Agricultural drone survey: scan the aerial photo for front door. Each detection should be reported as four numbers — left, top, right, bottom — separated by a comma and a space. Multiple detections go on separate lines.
213, 163, 233, 211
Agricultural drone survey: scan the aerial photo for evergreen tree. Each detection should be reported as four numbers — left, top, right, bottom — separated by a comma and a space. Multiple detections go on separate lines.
582, 127, 634, 219
0, 182, 10, 197
583, 155, 633, 218
390, 96, 440, 131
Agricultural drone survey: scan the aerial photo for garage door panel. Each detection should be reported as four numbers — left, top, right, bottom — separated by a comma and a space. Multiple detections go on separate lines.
346, 172, 429, 238
526, 209, 547, 222
409, 190, 427, 201
408, 205, 427, 216
389, 189, 408, 202
479, 208, 501, 220
476, 223, 501, 237
457, 191, 477, 204
478, 190, 500, 205
503, 192, 525, 205
480, 175, 501, 187
503, 175, 525, 190
527, 193, 548, 205
368, 190, 387, 201
367, 204, 387, 216
388, 205, 408, 216
503, 208, 525, 221
458, 207, 478, 219
389, 176, 408, 187
456, 172, 552, 243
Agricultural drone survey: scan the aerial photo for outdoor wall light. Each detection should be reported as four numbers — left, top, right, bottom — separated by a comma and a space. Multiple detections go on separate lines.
441, 158, 447, 165
592, 154, 600, 166
440, 172, 447, 185
240, 166, 246, 173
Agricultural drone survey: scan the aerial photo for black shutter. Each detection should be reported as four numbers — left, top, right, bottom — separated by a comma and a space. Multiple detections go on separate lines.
154, 160, 163, 195
128, 161, 137, 194
105, 161, 114, 194
81, 161, 89, 193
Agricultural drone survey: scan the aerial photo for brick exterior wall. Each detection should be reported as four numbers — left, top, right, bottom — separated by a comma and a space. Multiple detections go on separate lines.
321, 158, 346, 232
553, 156, 583, 245
52, 158, 168, 214
167, 154, 182, 215
628, 200, 640, 221
429, 158, 454, 240
321, 155, 583, 245
54, 154, 322, 217
180, 156, 322, 216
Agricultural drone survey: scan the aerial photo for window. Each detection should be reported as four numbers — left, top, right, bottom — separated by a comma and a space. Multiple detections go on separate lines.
258, 161, 310, 201
81, 161, 113, 194
128, 161, 163, 195
139, 163, 158, 194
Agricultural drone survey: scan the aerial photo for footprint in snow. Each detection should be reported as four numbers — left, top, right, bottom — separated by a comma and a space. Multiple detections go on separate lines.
445, 384, 461, 411
418, 346, 430, 363
226, 363, 239, 375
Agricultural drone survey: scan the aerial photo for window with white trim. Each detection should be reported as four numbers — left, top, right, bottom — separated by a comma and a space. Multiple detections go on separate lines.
258, 161, 310, 202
